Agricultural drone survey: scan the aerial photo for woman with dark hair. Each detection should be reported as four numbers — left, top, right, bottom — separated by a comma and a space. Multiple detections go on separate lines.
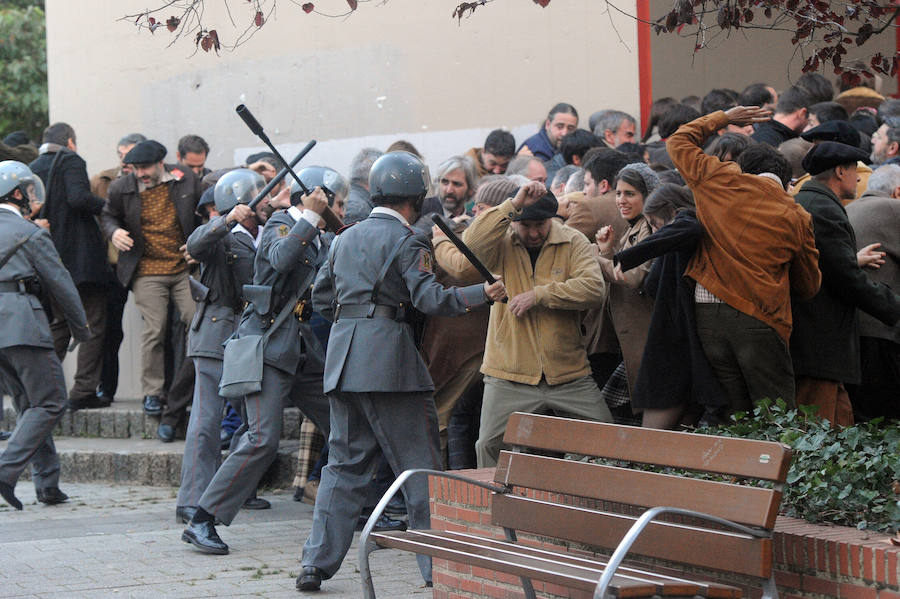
614, 184, 728, 429
595, 163, 659, 422
705, 132, 751, 162
642, 97, 679, 143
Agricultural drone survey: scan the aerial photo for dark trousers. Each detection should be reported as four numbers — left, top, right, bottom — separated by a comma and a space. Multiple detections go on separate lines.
99, 279, 128, 399
0, 346, 66, 488
847, 336, 900, 421
51, 283, 107, 402
161, 354, 196, 428
695, 302, 795, 413
302, 391, 441, 583
447, 380, 483, 470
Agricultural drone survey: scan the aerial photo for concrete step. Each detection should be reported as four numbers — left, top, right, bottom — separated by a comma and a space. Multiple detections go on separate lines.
1, 397, 305, 440
13, 437, 300, 489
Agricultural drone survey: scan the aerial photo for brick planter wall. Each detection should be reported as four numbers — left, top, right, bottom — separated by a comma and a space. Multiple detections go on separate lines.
428, 468, 900, 599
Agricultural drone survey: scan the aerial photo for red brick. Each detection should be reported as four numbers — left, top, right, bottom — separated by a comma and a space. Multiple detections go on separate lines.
748, 588, 763, 599
470, 566, 496, 581
817, 537, 829, 572
432, 589, 449, 599
839, 542, 850, 576
433, 571, 457, 587
492, 570, 523, 586
448, 560, 472, 574
850, 544, 862, 578
433, 502, 457, 521
457, 507, 482, 524
875, 546, 886, 584
773, 533, 786, 565
878, 590, 900, 599
482, 582, 522, 599
828, 540, 839, 574
774, 569, 801, 590
802, 573, 839, 596
838, 582, 877, 599
542, 581, 574, 597
889, 549, 899, 586
458, 576, 483, 595
861, 545, 874, 581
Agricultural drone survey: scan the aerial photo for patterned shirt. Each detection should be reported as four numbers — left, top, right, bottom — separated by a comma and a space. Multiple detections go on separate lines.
136, 183, 185, 277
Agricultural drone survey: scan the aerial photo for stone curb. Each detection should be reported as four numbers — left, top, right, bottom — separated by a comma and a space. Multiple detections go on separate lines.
18, 439, 301, 489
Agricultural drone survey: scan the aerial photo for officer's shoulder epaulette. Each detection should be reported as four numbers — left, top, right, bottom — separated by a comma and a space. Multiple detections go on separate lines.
335, 222, 357, 235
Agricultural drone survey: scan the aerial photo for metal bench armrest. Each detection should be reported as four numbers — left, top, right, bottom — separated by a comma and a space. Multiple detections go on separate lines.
593, 506, 771, 599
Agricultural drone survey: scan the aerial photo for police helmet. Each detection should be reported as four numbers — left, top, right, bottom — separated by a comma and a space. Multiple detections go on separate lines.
213, 168, 266, 213
368, 151, 429, 205
0, 161, 45, 210
289, 166, 350, 207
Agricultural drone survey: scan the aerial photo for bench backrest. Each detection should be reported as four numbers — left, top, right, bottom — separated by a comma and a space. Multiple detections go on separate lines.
492, 413, 792, 578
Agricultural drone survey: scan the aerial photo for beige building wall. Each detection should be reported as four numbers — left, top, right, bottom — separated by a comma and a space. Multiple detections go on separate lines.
649, 0, 897, 103
46, 0, 641, 399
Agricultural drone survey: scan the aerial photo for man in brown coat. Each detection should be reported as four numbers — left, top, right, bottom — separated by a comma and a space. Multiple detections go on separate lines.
668, 107, 821, 414
100, 140, 201, 416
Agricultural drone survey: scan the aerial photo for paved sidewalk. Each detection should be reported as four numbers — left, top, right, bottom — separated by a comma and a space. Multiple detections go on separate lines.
0, 483, 429, 598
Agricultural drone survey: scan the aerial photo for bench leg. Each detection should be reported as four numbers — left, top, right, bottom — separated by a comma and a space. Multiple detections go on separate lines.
762, 573, 779, 599
504, 528, 537, 599
360, 538, 379, 599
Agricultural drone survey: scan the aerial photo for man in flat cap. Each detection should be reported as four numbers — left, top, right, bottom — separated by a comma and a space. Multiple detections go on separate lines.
100, 140, 201, 417
464, 181, 610, 468
791, 121, 872, 202
791, 141, 900, 425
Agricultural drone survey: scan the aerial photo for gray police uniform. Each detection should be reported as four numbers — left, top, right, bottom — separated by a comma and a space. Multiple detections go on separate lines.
301, 208, 489, 583
198, 207, 331, 525
176, 215, 257, 510
0, 206, 89, 491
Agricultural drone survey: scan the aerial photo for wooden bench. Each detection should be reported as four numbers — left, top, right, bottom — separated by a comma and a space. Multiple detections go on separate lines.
359, 412, 792, 599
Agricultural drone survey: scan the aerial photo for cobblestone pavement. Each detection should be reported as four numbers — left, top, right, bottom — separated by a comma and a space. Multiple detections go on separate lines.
0, 483, 429, 598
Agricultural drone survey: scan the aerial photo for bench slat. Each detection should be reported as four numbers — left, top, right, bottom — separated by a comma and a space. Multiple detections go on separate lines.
502, 413, 791, 481
417, 530, 742, 598
491, 494, 772, 578
495, 452, 782, 529
373, 530, 742, 598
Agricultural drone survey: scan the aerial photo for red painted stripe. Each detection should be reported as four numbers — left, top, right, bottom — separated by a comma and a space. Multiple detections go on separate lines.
637, 0, 653, 129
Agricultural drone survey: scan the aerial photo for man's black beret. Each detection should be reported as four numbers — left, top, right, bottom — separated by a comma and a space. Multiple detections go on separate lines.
801, 120, 861, 148
801, 141, 869, 176
123, 140, 167, 165
511, 190, 559, 221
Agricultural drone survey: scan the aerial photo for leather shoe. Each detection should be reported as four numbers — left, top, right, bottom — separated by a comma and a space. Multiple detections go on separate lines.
143, 395, 163, 416
243, 495, 270, 510
68, 395, 107, 412
0, 480, 22, 510
356, 513, 407, 532
301, 479, 319, 505
35, 487, 68, 505
176, 506, 197, 524
182, 520, 229, 555
95, 390, 114, 406
296, 566, 324, 591
157, 423, 175, 443
0, 431, 10, 441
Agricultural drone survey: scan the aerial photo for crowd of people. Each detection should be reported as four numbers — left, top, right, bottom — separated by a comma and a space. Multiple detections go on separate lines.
0, 69, 899, 593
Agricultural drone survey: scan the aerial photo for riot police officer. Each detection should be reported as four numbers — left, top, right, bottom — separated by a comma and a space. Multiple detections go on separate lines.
181, 178, 333, 555
297, 152, 507, 591
175, 169, 265, 524
0, 161, 90, 509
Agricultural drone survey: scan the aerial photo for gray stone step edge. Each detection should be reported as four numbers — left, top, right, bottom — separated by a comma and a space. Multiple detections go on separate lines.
2, 405, 305, 441
19, 441, 301, 489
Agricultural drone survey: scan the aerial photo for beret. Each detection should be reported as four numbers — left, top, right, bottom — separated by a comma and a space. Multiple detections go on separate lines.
801, 141, 869, 176
123, 140, 167, 165
800, 121, 861, 147
511, 190, 559, 221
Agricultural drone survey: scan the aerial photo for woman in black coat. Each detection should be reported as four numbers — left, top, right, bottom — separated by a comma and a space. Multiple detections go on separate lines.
614, 184, 727, 429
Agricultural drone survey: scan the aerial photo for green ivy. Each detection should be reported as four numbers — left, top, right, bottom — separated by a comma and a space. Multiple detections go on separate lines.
698, 399, 900, 533
0, 3, 47, 140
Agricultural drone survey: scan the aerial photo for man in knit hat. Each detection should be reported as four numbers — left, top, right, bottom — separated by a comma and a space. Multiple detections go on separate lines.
464, 181, 610, 467
100, 140, 202, 417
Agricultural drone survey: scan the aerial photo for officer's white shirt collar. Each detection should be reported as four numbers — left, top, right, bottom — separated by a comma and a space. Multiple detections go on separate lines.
286, 205, 322, 248
0, 204, 23, 218
371, 206, 409, 225
232, 223, 262, 248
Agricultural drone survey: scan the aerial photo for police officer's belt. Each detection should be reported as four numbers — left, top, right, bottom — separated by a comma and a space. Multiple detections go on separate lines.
0, 279, 35, 294
334, 304, 399, 321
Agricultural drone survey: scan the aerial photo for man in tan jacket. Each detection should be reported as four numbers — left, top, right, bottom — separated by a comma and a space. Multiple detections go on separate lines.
465, 181, 610, 467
